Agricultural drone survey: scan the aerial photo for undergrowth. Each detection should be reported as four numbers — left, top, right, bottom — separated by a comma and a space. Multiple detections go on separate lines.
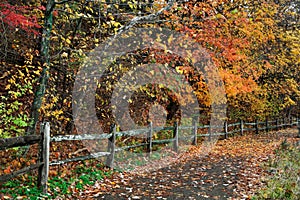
253, 139, 300, 200
0, 161, 113, 199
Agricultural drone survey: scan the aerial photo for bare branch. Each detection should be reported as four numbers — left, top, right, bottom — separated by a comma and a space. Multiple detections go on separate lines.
104, 0, 176, 49
55, 0, 69, 5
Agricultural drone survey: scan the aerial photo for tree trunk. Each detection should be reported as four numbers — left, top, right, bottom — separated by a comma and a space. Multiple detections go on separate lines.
27, 0, 55, 135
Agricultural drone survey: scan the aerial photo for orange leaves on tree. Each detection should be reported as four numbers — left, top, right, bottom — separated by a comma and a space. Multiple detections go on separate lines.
3, 166, 11, 174
220, 69, 258, 98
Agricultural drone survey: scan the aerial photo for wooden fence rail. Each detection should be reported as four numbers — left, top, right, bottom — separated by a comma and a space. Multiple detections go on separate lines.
1, 117, 299, 194
0, 135, 41, 150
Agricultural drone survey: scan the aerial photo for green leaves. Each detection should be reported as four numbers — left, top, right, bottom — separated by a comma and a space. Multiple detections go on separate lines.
231, 8, 238, 14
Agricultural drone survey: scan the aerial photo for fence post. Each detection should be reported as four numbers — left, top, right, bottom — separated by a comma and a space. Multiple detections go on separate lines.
276, 118, 279, 131
282, 117, 285, 128
147, 122, 153, 155
106, 124, 116, 168
173, 121, 179, 152
224, 121, 228, 139
192, 118, 197, 145
265, 118, 269, 132
255, 119, 259, 134
240, 119, 243, 136
37, 122, 50, 194
297, 118, 300, 138
208, 124, 212, 141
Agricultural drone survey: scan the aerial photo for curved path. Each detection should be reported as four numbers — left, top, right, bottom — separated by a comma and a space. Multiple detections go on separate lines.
80, 129, 298, 200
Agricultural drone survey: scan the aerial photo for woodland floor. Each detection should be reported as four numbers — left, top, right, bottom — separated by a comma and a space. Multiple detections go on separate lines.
1, 128, 299, 199
78, 128, 299, 200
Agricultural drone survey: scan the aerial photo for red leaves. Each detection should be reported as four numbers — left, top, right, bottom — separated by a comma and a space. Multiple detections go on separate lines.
0, 2, 42, 35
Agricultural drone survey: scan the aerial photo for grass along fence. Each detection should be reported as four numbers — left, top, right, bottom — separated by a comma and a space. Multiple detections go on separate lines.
0, 117, 299, 193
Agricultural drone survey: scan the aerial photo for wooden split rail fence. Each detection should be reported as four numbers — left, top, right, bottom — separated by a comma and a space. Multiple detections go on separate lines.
0, 123, 50, 193
0, 117, 300, 193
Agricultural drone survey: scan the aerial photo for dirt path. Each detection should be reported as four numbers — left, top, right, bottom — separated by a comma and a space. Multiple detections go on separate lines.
80, 129, 299, 200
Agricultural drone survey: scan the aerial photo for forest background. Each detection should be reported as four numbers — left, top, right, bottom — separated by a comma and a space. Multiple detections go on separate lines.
0, 0, 299, 139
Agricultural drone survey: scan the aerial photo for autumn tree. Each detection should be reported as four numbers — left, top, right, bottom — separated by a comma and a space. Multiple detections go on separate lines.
1, 0, 299, 138
0, 1, 43, 137
161, 0, 299, 121
258, 0, 300, 117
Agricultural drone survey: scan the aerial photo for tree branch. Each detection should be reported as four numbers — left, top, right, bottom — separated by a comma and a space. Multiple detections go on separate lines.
104, 0, 176, 50
55, 0, 69, 5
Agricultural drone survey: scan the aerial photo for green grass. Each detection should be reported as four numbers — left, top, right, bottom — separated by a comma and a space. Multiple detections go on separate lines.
0, 162, 113, 199
253, 140, 300, 200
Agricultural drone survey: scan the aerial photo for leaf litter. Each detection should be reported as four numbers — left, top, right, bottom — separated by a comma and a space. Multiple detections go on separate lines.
78, 128, 299, 199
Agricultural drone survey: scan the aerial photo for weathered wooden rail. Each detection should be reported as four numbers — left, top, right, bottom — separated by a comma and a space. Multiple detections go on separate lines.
49, 117, 299, 169
0, 135, 41, 150
0, 117, 299, 193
